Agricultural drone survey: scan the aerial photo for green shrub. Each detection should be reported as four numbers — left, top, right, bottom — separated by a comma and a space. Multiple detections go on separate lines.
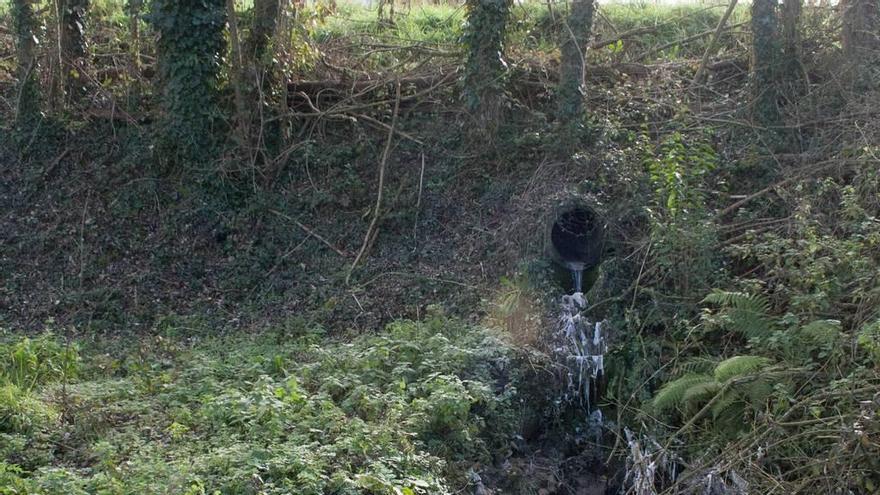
0, 333, 79, 390
0, 462, 37, 495
0, 383, 58, 434
0, 313, 526, 494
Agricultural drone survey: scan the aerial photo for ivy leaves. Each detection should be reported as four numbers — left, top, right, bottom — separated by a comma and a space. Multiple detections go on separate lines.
148, 0, 227, 164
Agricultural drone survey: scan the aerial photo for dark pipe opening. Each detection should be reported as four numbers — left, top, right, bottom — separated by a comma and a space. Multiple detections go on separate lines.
550, 207, 603, 269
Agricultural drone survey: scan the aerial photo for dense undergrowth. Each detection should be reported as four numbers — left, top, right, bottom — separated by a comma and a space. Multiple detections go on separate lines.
0, 312, 541, 494
2, 0, 880, 494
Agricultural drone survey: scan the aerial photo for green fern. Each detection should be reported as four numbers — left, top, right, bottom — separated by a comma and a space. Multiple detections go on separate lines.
652, 355, 772, 424
676, 356, 717, 375
702, 290, 774, 338
801, 319, 842, 345
702, 291, 769, 312
710, 390, 740, 420
714, 355, 772, 383
681, 381, 721, 414
652, 374, 715, 413
743, 378, 774, 408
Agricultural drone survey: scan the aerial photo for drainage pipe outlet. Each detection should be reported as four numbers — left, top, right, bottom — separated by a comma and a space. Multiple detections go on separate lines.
548, 204, 605, 272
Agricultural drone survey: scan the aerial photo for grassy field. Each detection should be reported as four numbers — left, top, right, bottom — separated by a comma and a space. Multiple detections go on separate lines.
314, 0, 747, 60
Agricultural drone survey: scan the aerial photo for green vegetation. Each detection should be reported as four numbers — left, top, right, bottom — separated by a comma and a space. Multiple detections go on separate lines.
0, 314, 530, 494
2, 0, 879, 493
149, 0, 228, 163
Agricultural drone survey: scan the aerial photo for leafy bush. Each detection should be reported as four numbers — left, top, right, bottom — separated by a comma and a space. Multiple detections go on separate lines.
0, 333, 79, 390
0, 462, 36, 495
0, 383, 58, 435
637, 167, 880, 492
0, 314, 525, 494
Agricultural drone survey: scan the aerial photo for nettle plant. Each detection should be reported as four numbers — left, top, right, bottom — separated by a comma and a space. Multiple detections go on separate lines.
641, 131, 722, 297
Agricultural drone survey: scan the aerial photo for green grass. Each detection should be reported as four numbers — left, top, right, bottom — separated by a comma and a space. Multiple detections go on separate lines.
310, 0, 749, 63
0, 313, 525, 495
314, 2, 465, 45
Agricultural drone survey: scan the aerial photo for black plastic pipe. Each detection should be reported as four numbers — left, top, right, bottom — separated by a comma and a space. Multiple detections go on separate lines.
548, 205, 604, 271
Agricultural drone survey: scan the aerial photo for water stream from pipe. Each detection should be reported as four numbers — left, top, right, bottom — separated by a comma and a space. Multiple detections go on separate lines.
565, 261, 586, 293
557, 267, 607, 430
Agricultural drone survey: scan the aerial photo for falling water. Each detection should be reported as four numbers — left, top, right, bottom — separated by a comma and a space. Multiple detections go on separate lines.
565, 261, 586, 293
556, 278, 607, 414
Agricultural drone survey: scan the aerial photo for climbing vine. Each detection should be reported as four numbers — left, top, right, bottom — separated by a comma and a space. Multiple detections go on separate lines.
462, 0, 510, 132
12, 0, 41, 129
148, 0, 227, 164
557, 0, 596, 126
60, 0, 90, 102
750, 0, 782, 126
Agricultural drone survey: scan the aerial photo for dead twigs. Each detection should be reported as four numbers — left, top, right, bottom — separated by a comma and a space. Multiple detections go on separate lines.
590, 26, 658, 51
345, 80, 402, 285
692, 0, 740, 86
634, 22, 747, 62
716, 159, 863, 218
269, 209, 349, 258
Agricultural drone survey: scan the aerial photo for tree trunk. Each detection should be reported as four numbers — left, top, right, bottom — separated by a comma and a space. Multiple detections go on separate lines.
275, 0, 293, 150
126, 0, 143, 104
151, 0, 227, 163
463, 0, 511, 134
780, 0, 802, 83
60, 0, 89, 102
557, 0, 596, 125
227, 0, 249, 140
250, 0, 280, 63
13, 0, 40, 126
841, 0, 880, 59
750, 0, 782, 125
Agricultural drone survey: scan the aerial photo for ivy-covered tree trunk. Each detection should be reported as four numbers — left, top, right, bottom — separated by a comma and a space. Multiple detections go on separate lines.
841, 0, 880, 60
250, 0, 280, 63
557, 0, 595, 126
750, 0, 782, 126
125, 0, 143, 103
149, 0, 227, 164
60, 0, 89, 102
780, 0, 802, 83
13, 0, 40, 127
462, 0, 510, 134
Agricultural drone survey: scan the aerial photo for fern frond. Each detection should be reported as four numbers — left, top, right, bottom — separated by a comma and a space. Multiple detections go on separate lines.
724, 308, 774, 338
703, 291, 774, 338
652, 374, 715, 413
801, 319, 842, 344
714, 355, 772, 383
702, 291, 770, 314
682, 380, 721, 406
715, 400, 749, 436
743, 378, 774, 410
710, 390, 741, 420
676, 356, 717, 375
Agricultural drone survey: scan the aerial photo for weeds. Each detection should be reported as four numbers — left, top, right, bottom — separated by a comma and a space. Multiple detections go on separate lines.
0, 312, 528, 494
